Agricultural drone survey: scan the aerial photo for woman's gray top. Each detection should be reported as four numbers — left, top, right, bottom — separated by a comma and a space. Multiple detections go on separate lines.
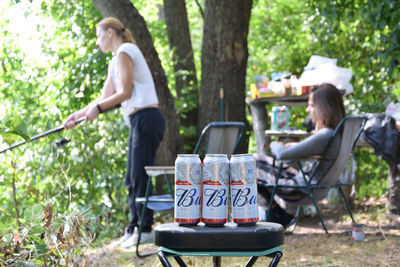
270, 128, 341, 184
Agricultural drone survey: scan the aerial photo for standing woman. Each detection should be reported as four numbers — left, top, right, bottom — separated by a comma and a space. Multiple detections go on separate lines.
65, 17, 165, 248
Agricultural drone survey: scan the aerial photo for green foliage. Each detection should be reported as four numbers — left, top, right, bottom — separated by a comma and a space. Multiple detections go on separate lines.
0, 116, 29, 145
354, 149, 389, 199
0, 201, 98, 265
0, 1, 128, 263
311, 0, 400, 77
1, 0, 399, 263
308, 0, 400, 110
0, 1, 200, 262
248, 0, 316, 79
247, 0, 320, 128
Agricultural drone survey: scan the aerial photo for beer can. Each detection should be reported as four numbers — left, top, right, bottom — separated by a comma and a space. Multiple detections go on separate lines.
230, 154, 259, 226
202, 154, 229, 226
174, 154, 202, 226
352, 223, 365, 241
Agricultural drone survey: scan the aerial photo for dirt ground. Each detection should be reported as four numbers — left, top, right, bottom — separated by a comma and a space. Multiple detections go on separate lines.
83, 198, 400, 267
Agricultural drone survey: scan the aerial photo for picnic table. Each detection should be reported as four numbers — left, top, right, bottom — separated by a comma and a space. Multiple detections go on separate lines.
246, 95, 309, 155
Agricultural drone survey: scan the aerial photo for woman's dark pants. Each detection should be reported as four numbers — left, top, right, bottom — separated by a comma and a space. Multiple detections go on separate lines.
125, 108, 165, 233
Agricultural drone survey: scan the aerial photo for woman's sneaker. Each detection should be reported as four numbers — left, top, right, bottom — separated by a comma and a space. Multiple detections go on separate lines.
120, 232, 138, 248
284, 218, 297, 234
138, 231, 154, 244
120, 231, 154, 248
108, 228, 138, 249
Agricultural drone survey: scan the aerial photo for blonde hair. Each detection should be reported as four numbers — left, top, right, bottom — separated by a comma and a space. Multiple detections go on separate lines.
98, 17, 136, 44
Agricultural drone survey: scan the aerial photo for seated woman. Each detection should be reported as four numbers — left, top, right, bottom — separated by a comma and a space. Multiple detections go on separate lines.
256, 83, 346, 228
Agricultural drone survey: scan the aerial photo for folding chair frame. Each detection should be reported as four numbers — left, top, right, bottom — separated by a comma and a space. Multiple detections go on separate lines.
135, 166, 174, 257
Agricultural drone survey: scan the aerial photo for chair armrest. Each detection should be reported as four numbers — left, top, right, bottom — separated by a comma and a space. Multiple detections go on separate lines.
145, 166, 174, 176
280, 155, 322, 163
301, 155, 322, 160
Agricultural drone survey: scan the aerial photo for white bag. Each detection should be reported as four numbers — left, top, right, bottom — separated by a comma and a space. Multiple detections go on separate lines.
304, 55, 337, 71
299, 55, 354, 95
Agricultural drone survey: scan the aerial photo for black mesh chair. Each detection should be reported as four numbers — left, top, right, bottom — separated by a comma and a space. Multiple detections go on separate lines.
194, 121, 246, 159
136, 121, 245, 257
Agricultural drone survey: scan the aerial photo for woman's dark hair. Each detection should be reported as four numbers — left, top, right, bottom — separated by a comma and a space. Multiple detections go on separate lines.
310, 83, 345, 130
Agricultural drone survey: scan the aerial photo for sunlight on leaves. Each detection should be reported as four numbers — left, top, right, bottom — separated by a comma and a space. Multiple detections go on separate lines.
0, 116, 29, 145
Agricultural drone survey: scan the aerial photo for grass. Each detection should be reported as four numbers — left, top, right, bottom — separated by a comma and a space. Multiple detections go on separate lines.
83, 198, 400, 266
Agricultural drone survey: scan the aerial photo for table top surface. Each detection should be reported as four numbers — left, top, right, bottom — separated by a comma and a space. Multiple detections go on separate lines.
246, 95, 309, 106
145, 166, 174, 176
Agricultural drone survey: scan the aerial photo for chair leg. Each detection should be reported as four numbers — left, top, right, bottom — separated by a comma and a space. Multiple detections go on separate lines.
245, 256, 259, 267
295, 205, 301, 218
136, 209, 152, 257
173, 256, 187, 267
157, 250, 172, 267
309, 193, 329, 234
268, 251, 283, 267
213, 256, 221, 267
136, 212, 146, 257
338, 186, 356, 223
136, 178, 154, 258
165, 173, 174, 195
266, 197, 274, 221
266, 165, 283, 221
266, 185, 280, 221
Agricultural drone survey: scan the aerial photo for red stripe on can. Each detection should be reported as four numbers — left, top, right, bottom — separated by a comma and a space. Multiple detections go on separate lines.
233, 217, 259, 223
202, 218, 227, 224
175, 218, 200, 223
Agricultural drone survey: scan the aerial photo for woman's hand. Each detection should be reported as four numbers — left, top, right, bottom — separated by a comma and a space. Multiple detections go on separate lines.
64, 113, 79, 130
270, 141, 284, 157
64, 102, 99, 130
284, 142, 298, 147
85, 104, 100, 121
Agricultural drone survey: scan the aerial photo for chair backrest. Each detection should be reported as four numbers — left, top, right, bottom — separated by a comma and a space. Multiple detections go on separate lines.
193, 122, 246, 159
316, 115, 367, 186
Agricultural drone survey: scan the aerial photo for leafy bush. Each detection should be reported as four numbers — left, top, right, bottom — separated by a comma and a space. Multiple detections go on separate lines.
354, 149, 389, 199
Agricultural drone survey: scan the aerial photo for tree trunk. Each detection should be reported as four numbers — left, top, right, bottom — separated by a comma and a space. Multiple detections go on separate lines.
92, 0, 181, 165
387, 164, 400, 216
163, 0, 199, 152
199, 0, 252, 153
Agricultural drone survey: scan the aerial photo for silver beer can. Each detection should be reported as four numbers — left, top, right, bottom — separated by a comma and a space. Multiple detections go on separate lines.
230, 154, 259, 225
174, 154, 202, 225
202, 154, 229, 226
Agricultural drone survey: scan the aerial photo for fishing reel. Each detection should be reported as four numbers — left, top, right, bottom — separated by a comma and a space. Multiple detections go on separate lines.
53, 137, 71, 147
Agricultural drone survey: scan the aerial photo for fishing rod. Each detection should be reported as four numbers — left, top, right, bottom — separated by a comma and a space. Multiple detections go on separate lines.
0, 104, 120, 154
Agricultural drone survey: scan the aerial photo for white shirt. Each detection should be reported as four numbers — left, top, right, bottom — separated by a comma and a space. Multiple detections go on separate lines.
109, 43, 159, 126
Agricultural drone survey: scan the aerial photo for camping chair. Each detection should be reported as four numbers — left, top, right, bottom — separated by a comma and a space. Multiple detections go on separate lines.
136, 121, 246, 257
258, 115, 367, 234
194, 121, 246, 159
